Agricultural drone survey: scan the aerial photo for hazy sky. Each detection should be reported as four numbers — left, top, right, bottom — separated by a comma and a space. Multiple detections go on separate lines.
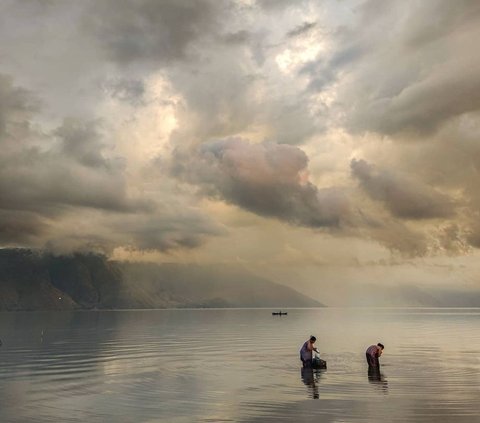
1, 0, 480, 303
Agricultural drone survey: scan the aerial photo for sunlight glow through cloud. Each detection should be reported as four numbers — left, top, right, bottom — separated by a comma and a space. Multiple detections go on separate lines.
1, 0, 480, 304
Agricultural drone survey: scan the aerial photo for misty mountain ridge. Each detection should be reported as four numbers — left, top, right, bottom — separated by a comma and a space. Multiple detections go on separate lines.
0, 249, 323, 311
352, 282, 480, 308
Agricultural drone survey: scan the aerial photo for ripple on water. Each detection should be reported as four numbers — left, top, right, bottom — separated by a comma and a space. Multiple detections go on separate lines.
0, 308, 480, 422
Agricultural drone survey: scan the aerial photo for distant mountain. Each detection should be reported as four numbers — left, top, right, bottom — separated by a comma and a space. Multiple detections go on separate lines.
381, 283, 480, 308
0, 249, 323, 311
313, 280, 480, 307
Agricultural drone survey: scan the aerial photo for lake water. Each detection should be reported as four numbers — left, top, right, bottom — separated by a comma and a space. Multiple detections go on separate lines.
0, 308, 479, 422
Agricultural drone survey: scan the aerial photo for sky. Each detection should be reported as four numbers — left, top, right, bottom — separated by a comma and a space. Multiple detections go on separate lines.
1, 0, 480, 305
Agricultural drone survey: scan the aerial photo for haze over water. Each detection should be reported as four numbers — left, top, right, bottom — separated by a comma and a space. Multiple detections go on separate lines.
0, 308, 479, 422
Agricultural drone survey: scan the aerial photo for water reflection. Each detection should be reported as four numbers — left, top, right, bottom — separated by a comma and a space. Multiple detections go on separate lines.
300, 367, 323, 399
0, 308, 479, 422
368, 367, 388, 394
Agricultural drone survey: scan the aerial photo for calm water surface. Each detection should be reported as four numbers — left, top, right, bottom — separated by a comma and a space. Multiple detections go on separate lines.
0, 308, 479, 422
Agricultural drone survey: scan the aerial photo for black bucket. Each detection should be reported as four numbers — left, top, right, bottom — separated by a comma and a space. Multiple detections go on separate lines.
312, 357, 327, 369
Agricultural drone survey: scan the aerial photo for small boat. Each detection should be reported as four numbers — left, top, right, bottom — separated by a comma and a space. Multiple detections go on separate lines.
272, 311, 288, 316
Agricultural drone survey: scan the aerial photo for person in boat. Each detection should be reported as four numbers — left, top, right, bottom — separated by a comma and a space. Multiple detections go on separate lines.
300, 335, 318, 367
366, 343, 384, 369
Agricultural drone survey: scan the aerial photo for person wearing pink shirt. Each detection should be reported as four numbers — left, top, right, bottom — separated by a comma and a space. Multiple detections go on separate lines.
366, 343, 384, 369
300, 335, 319, 367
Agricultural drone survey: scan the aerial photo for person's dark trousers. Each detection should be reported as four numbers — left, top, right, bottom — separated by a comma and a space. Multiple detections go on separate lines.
302, 359, 312, 368
366, 353, 379, 368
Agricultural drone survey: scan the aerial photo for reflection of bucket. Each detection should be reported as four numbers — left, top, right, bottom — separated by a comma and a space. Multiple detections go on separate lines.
312, 356, 327, 369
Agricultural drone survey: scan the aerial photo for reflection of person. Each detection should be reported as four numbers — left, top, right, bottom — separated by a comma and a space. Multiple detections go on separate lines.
301, 367, 320, 399
368, 368, 388, 393
300, 336, 318, 367
366, 343, 384, 369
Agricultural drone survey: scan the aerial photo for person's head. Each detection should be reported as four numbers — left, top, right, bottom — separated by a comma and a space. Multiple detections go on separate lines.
309, 336, 316, 343
377, 343, 384, 355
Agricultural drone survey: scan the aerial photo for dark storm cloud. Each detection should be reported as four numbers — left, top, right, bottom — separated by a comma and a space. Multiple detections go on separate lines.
0, 137, 145, 250
326, 0, 480, 254
300, 0, 480, 136
0, 74, 38, 139
360, 215, 430, 257
107, 211, 224, 252
401, 0, 480, 48
55, 118, 110, 168
349, 115, 480, 255
0, 75, 48, 244
167, 63, 262, 143
348, 65, 480, 135
172, 138, 349, 228
84, 0, 315, 145
286, 21, 317, 38
365, 0, 480, 136
43, 205, 225, 254
351, 159, 455, 220
2, 0, 480, 262
255, 0, 301, 11
84, 0, 220, 64
0, 109, 134, 215
0, 73, 220, 251
0, 210, 47, 246
222, 30, 251, 45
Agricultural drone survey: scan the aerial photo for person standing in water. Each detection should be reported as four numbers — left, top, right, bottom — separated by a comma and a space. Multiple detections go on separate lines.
366, 343, 384, 369
300, 336, 318, 367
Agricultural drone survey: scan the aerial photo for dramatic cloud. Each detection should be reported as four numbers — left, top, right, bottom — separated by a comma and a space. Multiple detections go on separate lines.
299, 0, 480, 135
0, 73, 219, 251
0, 86, 133, 216
84, 0, 221, 65
0, 210, 48, 246
172, 138, 349, 228
1, 0, 480, 295
351, 159, 455, 220
355, 212, 430, 258
286, 21, 317, 38
106, 210, 223, 251
0, 74, 37, 142
42, 206, 223, 255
